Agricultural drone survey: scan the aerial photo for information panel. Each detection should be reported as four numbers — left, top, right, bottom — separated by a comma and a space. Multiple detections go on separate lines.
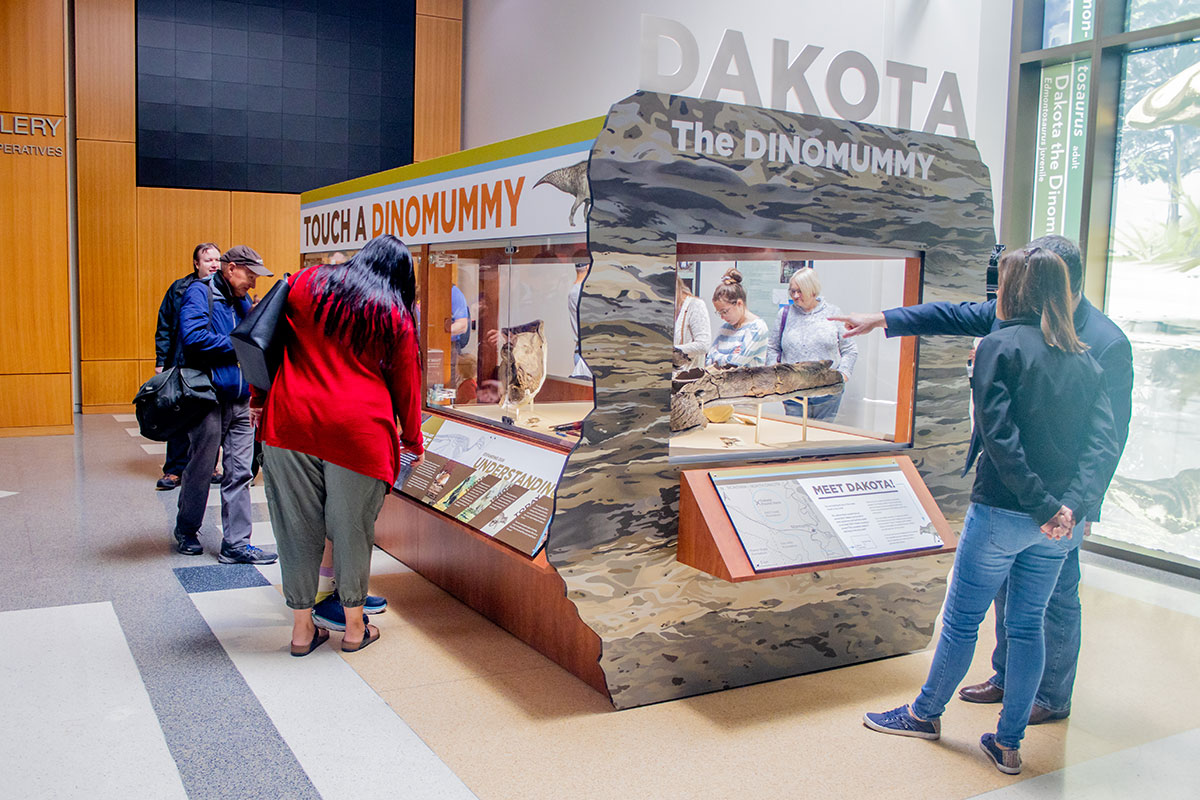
397, 416, 567, 557
710, 460, 943, 572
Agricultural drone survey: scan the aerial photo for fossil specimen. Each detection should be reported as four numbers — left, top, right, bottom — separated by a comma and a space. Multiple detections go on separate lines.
499, 320, 548, 420
671, 361, 844, 432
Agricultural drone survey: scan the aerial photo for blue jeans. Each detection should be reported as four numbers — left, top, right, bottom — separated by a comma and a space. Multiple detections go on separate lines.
987, 547, 1081, 713
911, 503, 1080, 749
783, 393, 841, 420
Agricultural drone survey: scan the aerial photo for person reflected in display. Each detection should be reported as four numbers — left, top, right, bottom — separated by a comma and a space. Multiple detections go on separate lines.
705, 268, 769, 368
153, 242, 221, 491
862, 247, 1119, 775
252, 235, 425, 656
674, 274, 712, 370
767, 266, 857, 421
833, 235, 1133, 725
567, 261, 593, 378
455, 352, 478, 404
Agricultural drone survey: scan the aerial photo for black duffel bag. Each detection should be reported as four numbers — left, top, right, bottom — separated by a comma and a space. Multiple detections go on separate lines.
231, 272, 293, 391
133, 366, 218, 441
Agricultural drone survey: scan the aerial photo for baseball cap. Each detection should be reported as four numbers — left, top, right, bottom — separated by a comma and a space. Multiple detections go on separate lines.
220, 245, 273, 276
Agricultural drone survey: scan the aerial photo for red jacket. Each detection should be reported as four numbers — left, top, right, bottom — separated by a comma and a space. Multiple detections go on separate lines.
252, 267, 423, 484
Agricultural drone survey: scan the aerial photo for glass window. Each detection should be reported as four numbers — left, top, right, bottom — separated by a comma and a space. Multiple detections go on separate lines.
670, 241, 919, 464
1042, 1, 1097, 48
1126, 0, 1200, 33
1101, 40, 1200, 563
423, 235, 591, 449
1030, 58, 1091, 241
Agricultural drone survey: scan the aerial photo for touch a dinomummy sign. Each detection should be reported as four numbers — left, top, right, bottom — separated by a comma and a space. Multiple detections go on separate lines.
299, 118, 603, 254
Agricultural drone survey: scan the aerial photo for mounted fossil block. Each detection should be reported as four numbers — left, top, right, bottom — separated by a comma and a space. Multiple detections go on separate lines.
671, 361, 845, 432
499, 319, 548, 420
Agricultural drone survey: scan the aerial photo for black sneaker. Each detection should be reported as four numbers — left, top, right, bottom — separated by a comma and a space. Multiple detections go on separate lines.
217, 543, 278, 565
157, 474, 180, 491
174, 531, 203, 555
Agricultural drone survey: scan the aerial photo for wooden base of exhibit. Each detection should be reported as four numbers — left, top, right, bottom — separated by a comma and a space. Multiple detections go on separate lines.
678, 455, 957, 582
0, 424, 74, 437
374, 493, 609, 698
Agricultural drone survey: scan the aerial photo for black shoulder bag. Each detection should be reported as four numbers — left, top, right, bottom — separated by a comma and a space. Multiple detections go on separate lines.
133, 280, 220, 440
231, 270, 301, 391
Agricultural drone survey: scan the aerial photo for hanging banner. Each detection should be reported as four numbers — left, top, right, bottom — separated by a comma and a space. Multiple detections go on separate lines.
1030, 59, 1089, 240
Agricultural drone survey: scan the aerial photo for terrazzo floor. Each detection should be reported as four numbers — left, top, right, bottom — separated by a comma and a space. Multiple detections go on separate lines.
1, 413, 1198, 799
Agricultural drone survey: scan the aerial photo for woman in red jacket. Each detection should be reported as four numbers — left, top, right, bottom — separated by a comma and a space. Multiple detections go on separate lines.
254, 235, 424, 656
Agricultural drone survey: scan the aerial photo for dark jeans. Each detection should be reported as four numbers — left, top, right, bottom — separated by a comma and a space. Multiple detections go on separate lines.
174, 398, 253, 547
162, 429, 190, 476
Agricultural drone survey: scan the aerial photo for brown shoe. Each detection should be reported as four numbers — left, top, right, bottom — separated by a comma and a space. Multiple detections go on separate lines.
959, 680, 1004, 703
1028, 704, 1070, 725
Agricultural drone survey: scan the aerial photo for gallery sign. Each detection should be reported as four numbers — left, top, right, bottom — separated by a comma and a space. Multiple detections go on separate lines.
0, 112, 65, 158
299, 120, 600, 254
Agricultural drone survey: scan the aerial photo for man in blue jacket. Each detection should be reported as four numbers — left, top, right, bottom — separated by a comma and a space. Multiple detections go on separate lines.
833, 235, 1133, 725
173, 245, 278, 565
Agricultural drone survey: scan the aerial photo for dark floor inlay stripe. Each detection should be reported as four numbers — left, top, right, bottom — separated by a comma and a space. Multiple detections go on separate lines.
174, 564, 270, 593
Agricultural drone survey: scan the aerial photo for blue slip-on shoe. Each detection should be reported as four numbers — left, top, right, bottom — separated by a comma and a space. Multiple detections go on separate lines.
311, 594, 369, 632
979, 733, 1022, 774
862, 705, 941, 740
330, 591, 387, 615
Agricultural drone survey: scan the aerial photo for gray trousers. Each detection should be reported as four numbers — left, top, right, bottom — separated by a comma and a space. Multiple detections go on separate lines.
262, 444, 387, 610
175, 398, 253, 548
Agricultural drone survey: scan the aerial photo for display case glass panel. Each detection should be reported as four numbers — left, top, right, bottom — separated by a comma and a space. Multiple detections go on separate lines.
671, 240, 919, 463
422, 235, 592, 449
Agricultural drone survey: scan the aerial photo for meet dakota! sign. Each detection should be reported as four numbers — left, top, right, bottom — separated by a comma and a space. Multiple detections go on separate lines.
300, 141, 594, 254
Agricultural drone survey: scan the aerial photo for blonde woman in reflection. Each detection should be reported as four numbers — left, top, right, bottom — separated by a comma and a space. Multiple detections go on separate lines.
674, 275, 711, 370
767, 266, 857, 420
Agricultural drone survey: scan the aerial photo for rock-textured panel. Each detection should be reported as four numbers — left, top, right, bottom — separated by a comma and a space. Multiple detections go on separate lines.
549, 93, 994, 708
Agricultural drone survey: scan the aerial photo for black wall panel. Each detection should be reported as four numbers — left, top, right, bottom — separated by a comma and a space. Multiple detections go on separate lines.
136, 0, 416, 193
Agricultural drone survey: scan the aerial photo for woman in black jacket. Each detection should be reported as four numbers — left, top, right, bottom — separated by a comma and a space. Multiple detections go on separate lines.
863, 247, 1119, 775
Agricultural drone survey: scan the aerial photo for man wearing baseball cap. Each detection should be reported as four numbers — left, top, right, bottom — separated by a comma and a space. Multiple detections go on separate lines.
172, 245, 278, 565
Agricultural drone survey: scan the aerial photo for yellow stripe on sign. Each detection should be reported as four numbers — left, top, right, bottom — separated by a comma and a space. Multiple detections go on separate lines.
301, 116, 607, 205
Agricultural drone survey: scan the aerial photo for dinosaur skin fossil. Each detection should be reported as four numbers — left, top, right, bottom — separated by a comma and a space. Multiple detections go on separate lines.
499, 320, 548, 420
671, 361, 845, 432
533, 161, 590, 226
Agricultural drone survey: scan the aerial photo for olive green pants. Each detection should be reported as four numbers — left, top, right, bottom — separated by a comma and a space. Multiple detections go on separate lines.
262, 444, 387, 609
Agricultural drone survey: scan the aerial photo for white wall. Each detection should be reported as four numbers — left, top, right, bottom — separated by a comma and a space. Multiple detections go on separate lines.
462, 0, 1011, 220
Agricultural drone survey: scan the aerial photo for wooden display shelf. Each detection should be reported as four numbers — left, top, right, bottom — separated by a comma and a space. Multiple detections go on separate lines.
678, 455, 957, 582
375, 491, 609, 698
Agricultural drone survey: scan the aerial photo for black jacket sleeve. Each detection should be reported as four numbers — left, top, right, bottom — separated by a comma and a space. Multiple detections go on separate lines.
1060, 387, 1120, 522
883, 299, 997, 338
155, 284, 176, 368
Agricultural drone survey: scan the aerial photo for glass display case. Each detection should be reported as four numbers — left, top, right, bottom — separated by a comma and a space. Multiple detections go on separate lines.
670, 239, 920, 463
420, 234, 592, 449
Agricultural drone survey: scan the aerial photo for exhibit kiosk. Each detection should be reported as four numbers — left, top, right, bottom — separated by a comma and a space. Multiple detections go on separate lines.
299, 92, 995, 709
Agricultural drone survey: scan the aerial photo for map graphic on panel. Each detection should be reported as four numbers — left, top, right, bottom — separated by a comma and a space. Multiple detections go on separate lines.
712, 465, 942, 571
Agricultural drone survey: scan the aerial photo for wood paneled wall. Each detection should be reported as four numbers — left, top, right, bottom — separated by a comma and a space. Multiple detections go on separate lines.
0, 0, 463, 427
415, 0, 463, 161
0, 0, 72, 434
